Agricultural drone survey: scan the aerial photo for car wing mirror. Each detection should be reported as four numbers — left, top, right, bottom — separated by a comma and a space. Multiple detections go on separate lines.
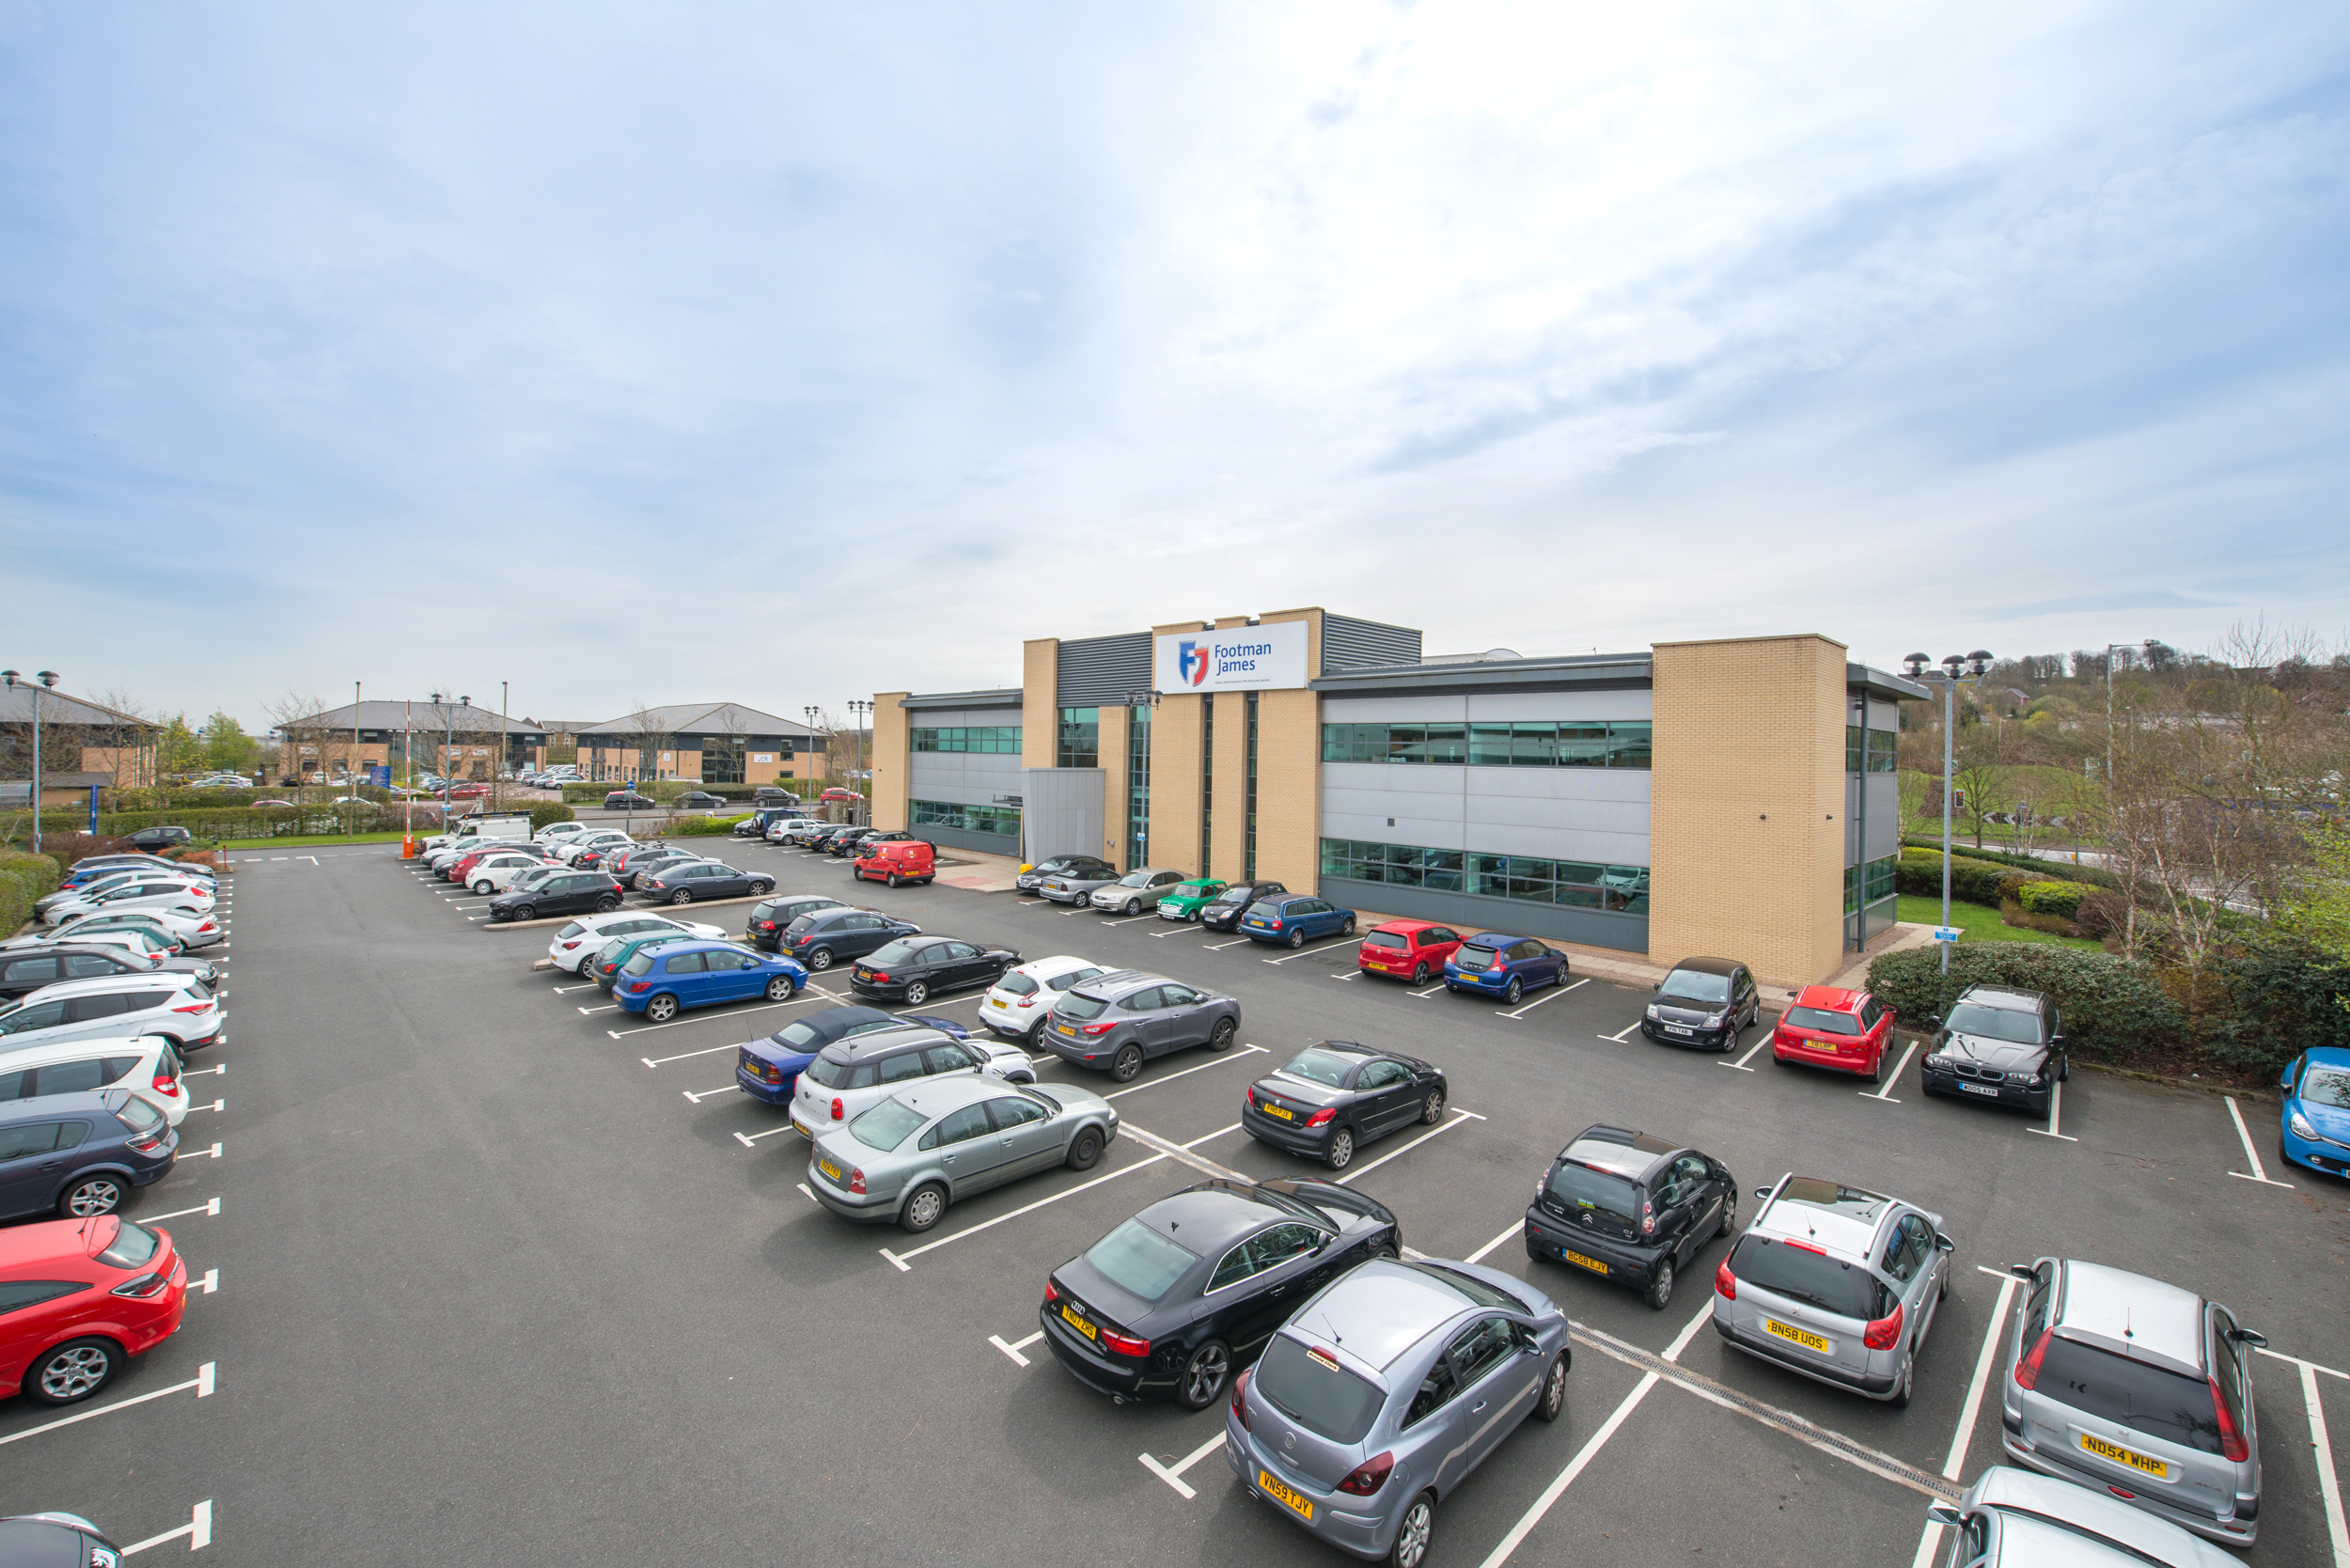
2228, 1328, 2268, 1348
2009, 1262, 2037, 1280
1752, 1187, 1771, 1200
1925, 1503, 1964, 1528
2047, 1032, 2065, 1046
1934, 1233, 1955, 1252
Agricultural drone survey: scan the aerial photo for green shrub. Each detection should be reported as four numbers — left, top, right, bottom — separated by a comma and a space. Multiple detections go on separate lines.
664, 813, 743, 837
2016, 881, 2095, 920
0, 870, 29, 935
1867, 945, 2183, 1060
0, 850, 63, 899
561, 783, 607, 804
1900, 838, 2123, 890
2194, 937, 2350, 1077
528, 803, 577, 831
1896, 849, 2033, 907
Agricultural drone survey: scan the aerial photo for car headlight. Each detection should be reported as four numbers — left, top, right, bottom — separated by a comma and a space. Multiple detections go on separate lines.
1704, 1013, 1725, 1028
1645, 1004, 1660, 1020
2008, 1071, 2040, 1085
1923, 1054, 1948, 1071
2292, 1111, 2317, 1139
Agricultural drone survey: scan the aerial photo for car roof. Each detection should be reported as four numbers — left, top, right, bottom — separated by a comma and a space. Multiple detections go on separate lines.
2304, 1046, 2350, 1069
883, 1074, 1019, 1119
1368, 918, 1444, 934
1793, 984, 1865, 1011
1958, 985, 2044, 1011
818, 1027, 958, 1062
1666, 955, 1743, 976
1757, 1177, 1898, 1257
1559, 1125, 1679, 1180
1016, 954, 1099, 976
0, 1033, 170, 1067
1070, 969, 1162, 996
1134, 1186, 1284, 1254
8, 973, 191, 996
1302, 1040, 1379, 1060
1970, 1466, 2232, 1566
2055, 1262, 2205, 1367
1286, 1258, 1484, 1372
0, 1089, 126, 1121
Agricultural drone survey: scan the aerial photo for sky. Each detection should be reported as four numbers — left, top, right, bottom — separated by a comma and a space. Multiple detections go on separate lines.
2, 0, 2345, 729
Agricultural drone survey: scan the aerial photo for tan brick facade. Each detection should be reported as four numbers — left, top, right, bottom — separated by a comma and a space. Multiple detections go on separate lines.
1149, 622, 1211, 876
1249, 607, 1325, 894
868, 693, 911, 831
1097, 703, 1131, 867
1207, 690, 1248, 882
1021, 640, 1059, 770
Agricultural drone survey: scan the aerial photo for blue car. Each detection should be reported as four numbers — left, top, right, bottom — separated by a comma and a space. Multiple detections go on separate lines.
1444, 931, 1572, 1003
614, 941, 807, 1023
734, 1004, 971, 1105
2279, 1046, 2350, 1180
1237, 894, 1356, 949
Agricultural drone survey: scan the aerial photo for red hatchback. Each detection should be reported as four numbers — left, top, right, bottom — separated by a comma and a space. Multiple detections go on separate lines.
1, 1215, 187, 1406
1771, 984, 1897, 1082
1355, 919, 1466, 984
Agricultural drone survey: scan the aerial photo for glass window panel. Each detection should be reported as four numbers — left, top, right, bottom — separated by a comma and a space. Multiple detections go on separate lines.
1384, 726, 1423, 764
1354, 724, 1384, 763
1421, 724, 1466, 764
1867, 729, 1897, 774
1507, 870, 1555, 902
1321, 839, 1348, 876
1510, 724, 1559, 765
1606, 722, 1653, 769
1847, 725, 1865, 773
1554, 885, 1601, 907
1322, 726, 1347, 762
1468, 725, 1513, 767
1556, 723, 1608, 767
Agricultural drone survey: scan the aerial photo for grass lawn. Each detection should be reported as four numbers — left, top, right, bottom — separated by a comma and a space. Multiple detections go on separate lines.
213, 830, 415, 849
1897, 894, 2103, 949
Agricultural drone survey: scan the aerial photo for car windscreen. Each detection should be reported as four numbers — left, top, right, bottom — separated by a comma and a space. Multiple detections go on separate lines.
996, 972, 1041, 997
1659, 970, 1732, 1005
2036, 1338, 2222, 1453
1362, 932, 1408, 950
1207, 886, 1249, 905
865, 940, 922, 967
1280, 1050, 1356, 1089
1081, 1218, 1198, 1304
98, 1218, 160, 1270
2302, 1065, 2350, 1108
1056, 992, 1110, 1021
1543, 1163, 1640, 1227
849, 1099, 927, 1152
1115, 872, 1155, 886
1942, 1002, 2042, 1044
1728, 1234, 1887, 1321
1253, 1336, 1386, 1445
1783, 1006, 1862, 1034
620, 953, 657, 977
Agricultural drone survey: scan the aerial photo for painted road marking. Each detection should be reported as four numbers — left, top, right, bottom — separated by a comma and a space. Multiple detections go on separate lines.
1328, 970, 1361, 980
991, 1330, 1044, 1367
121, 1499, 213, 1556
796, 1183, 817, 1203
607, 992, 826, 1040
188, 1099, 225, 1114
2225, 1095, 2293, 1186
732, 1124, 800, 1147
1862, 1040, 1919, 1102
1721, 1030, 1770, 1070
1500, 976, 1588, 1018
577, 1003, 619, 1015
1140, 1430, 1230, 1498
147, 1197, 221, 1222
893, 996, 983, 1015
183, 1064, 224, 1077
641, 1042, 747, 1069
1909, 1269, 2023, 1568
682, 1085, 737, 1103
1337, 1110, 1485, 1187
1203, 936, 1250, 949
0, 1362, 213, 1450
1263, 938, 1363, 965
1104, 1044, 1266, 1101
196, 1268, 218, 1295
1465, 1220, 1524, 1265
1414, 979, 1452, 998
2028, 1076, 2078, 1141
182, 1141, 222, 1160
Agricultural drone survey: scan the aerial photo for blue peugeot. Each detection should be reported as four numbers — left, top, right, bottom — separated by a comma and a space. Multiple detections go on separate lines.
614, 941, 807, 1023
735, 1004, 972, 1105
1238, 894, 1356, 949
1444, 931, 1572, 1003
2279, 1046, 2350, 1180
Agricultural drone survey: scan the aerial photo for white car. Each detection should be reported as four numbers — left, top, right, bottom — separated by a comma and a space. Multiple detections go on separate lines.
61, 854, 214, 884
0, 973, 223, 1055
776, 820, 835, 847
26, 909, 221, 952
544, 911, 728, 973
464, 850, 560, 894
535, 822, 592, 848
0, 1034, 195, 1127
977, 955, 1115, 1043
41, 879, 216, 927
557, 831, 634, 865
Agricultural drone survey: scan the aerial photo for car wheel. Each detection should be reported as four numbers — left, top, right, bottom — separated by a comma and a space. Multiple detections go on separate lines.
1419, 1088, 1446, 1124
764, 975, 797, 1002
1110, 1043, 1144, 1083
1717, 1193, 1737, 1238
1177, 1339, 1232, 1410
1387, 1492, 1435, 1568
1410, 963, 1429, 984
1325, 1127, 1355, 1170
1643, 1259, 1675, 1310
21, 1338, 118, 1406
1340, 916, 1355, 936
1287, 928, 1306, 949
57, 1174, 125, 1218
510, 903, 538, 920
1026, 1016, 1049, 1047
1186, 907, 1200, 922
1533, 1352, 1568, 1423
1504, 977, 1523, 1005
1066, 1128, 1104, 1170
1867, 1050, 1885, 1085
2059, 1057, 2069, 1082
669, 888, 692, 905
900, 1183, 948, 1233
1208, 1017, 1236, 1052
886, 873, 901, 887
645, 994, 680, 1023
471, 879, 493, 894
807, 948, 834, 970
1891, 1351, 1915, 1408
902, 980, 930, 1006
751, 880, 772, 895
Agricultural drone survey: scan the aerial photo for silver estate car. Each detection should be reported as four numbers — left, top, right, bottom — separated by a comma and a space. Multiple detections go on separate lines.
1927, 1466, 2236, 1567
1712, 1174, 1953, 1405
1087, 869, 1185, 916
1998, 1259, 2264, 1547
807, 1075, 1119, 1232
1227, 1257, 1570, 1568
1037, 866, 1125, 905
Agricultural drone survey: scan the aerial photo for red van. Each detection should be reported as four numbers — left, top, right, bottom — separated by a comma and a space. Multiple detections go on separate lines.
854, 839, 936, 887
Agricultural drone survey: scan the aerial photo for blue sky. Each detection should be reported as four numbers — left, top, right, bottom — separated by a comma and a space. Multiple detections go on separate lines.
2, 1, 2344, 726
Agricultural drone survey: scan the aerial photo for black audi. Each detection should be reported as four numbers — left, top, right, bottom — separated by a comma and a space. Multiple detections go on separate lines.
1240, 1042, 1448, 1171
1196, 879, 1286, 933
1523, 1124, 1737, 1310
744, 893, 849, 951
846, 936, 1021, 1007
1041, 1179, 1401, 1409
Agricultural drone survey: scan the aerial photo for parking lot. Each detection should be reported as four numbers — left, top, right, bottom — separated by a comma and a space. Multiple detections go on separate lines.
7, 832, 2345, 1565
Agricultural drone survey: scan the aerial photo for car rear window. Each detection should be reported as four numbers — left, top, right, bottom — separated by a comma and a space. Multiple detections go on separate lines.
996, 972, 1040, 997
98, 1218, 160, 1270
1057, 992, 1109, 1021
1660, 969, 1732, 1005
2036, 1337, 2222, 1453
1081, 1218, 1198, 1304
116, 1096, 164, 1132
1254, 1336, 1386, 1445
1457, 943, 1502, 967
783, 915, 826, 935
556, 921, 585, 938
849, 1099, 927, 1152
1728, 1234, 1888, 1321
1280, 1050, 1355, 1089
1543, 1163, 1641, 1227
1943, 1002, 2042, 1043
1244, 901, 1284, 920
1784, 1006, 1862, 1034
621, 953, 656, 977
770, 1021, 825, 1051
867, 940, 920, 966
1363, 932, 1407, 950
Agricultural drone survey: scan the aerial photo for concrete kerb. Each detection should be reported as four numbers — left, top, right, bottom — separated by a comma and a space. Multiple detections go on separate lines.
478, 891, 773, 933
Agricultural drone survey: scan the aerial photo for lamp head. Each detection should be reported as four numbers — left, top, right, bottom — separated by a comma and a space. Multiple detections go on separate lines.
36, 671, 56, 688
1, 670, 17, 688
1902, 652, 1929, 680
1966, 651, 1993, 677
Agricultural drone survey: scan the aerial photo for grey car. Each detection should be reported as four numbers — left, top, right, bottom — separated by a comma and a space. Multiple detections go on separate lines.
1038, 969, 1242, 1082
807, 1075, 1119, 1232
1087, 869, 1186, 916
1927, 1466, 2237, 1567
1226, 1257, 1571, 1568
1712, 1173, 1953, 1405
1038, 864, 1125, 905
1998, 1259, 2264, 1547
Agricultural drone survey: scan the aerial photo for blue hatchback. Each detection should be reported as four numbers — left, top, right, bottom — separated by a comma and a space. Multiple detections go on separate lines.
614, 941, 807, 1024
1238, 894, 1356, 949
734, 1005, 972, 1104
1444, 932, 1571, 1003
2280, 1046, 2350, 1180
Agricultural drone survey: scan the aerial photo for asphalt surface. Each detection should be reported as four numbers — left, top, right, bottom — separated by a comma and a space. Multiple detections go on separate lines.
3, 833, 2344, 1565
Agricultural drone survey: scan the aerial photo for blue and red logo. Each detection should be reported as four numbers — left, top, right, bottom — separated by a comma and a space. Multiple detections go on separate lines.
1177, 640, 1210, 686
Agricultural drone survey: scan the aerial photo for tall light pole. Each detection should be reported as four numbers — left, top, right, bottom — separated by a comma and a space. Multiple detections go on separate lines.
846, 699, 871, 825
1904, 651, 1992, 978
803, 706, 820, 802
495, 680, 509, 816
3, 670, 60, 855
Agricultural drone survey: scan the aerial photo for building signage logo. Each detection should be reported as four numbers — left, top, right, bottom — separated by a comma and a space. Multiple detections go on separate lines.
1152, 621, 1309, 693
1176, 641, 1210, 686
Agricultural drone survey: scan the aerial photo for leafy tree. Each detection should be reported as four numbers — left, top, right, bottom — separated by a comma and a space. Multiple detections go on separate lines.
156, 713, 204, 776
201, 711, 258, 773
2279, 820, 2350, 1016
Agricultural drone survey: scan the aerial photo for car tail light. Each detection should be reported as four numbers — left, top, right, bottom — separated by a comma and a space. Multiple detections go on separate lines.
1337, 1451, 1394, 1497
760, 921, 776, 931
1101, 1328, 1150, 1357
2108, 1485, 2136, 1500
848, 1168, 866, 1195
1265, 917, 1282, 930
561, 940, 581, 950
1231, 1368, 1252, 1431
868, 972, 890, 983
2013, 1328, 2052, 1390
1245, 1088, 1257, 1108
112, 1272, 171, 1298
153, 1074, 181, 1098
626, 980, 650, 993
1639, 1208, 1656, 1235
831, 1097, 845, 1121
1306, 1107, 1336, 1128
1081, 1021, 1117, 1037
2210, 1375, 2249, 1461
197, 921, 215, 933
1716, 1259, 1736, 1299
1863, 1302, 1904, 1352
171, 1002, 212, 1014
1781, 1238, 1826, 1255
1489, 953, 1506, 969
1044, 1279, 1060, 1304
126, 1131, 167, 1155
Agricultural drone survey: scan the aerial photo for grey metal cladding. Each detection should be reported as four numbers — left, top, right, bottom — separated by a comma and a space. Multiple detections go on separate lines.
1057, 633, 1152, 706
1322, 615, 1424, 671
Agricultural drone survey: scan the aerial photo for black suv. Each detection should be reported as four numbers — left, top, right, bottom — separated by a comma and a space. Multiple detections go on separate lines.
1198, 880, 1287, 933
124, 826, 196, 852
1524, 1124, 1737, 1311
1919, 986, 2065, 1114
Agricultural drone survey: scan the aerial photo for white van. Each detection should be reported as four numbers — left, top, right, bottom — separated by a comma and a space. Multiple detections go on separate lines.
423, 812, 535, 853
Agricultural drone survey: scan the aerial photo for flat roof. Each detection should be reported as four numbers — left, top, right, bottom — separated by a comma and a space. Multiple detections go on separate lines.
1312, 651, 1654, 698
900, 689, 1025, 712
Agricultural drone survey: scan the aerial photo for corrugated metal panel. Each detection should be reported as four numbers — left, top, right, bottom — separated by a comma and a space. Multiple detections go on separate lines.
1057, 633, 1152, 706
1323, 615, 1423, 671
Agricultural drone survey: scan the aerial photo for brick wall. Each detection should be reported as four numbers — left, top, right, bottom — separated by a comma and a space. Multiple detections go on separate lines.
1021, 640, 1058, 770
1252, 607, 1325, 895
870, 692, 911, 832
1150, 621, 1211, 876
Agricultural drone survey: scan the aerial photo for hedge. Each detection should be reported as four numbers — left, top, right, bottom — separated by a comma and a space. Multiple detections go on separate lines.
1900, 838, 2123, 891
0, 872, 29, 936
1867, 945, 2183, 1061
2196, 938, 2350, 1075
664, 813, 747, 837
1894, 849, 2034, 907
2015, 881, 2097, 920
528, 803, 577, 831
0, 850, 63, 900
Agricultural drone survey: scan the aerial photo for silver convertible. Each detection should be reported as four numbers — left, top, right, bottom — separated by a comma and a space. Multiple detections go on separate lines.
807, 1075, 1120, 1233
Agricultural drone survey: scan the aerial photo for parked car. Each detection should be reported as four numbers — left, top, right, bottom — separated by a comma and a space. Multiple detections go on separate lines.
1016, 855, 1118, 896
776, 907, 921, 972
819, 787, 863, 803
1152, 879, 1228, 922
603, 791, 659, 810
854, 840, 936, 886
2277, 1045, 2350, 1179
1225, 1255, 1570, 1562
557, 830, 635, 865
0, 1513, 128, 1557
545, 912, 725, 974
847, 936, 1021, 1007
750, 786, 799, 807
535, 821, 592, 848
1242, 1042, 1448, 1172
1037, 863, 1126, 905
831, 828, 912, 859
447, 783, 492, 799
0, 946, 215, 1002
797, 823, 857, 852
1714, 1173, 1953, 1406
589, 929, 706, 992
0, 974, 223, 1055
1355, 919, 1465, 983
608, 846, 700, 890
462, 848, 564, 895
0, 1090, 177, 1220
8, 927, 179, 967
764, 816, 820, 843
738, 808, 807, 839
1089, 869, 1186, 916
486, 870, 621, 923
777, 819, 839, 847
1239, 894, 1357, 950
122, 826, 196, 852
45, 908, 223, 951
1036, 969, 1241, 1082
978, 955, 1113, 1043
611, 941, 806, 1023
672, 791, 729, 811
1442, 930, 1569, 1003
61, 855, 212, 887
39, 878, 213, 928
637, 861, 775, 905
1042, 1178, 1406, 1408
1926, 1466, 2238, 1568
1641, 956, 1762, 1049
788, 1028, 1010, 1137
0, 1034, 191, 1126
1919, 985, 2066, 1114
734, 1006, 974, 1106
1772, 984, 1897, 1082
0, 1215, 186, 1407
1525, 1124, 1736, 1310
808, 1076, 1120, 1233
744, 894, 849, 951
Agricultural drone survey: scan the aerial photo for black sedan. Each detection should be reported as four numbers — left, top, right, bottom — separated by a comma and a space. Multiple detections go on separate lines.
603, 791, 659, 810
0, 944, 219, 1000
744, 893, 849, 950
488, 870, 621, 922
1014, 854, 1117, 896
1041, 1179, 1401, 1409
634, 861, 775, 905
1197, 879, 1287, 933
1523, 1124, 1737, 1310
776, 906, 921, 971
673, 791, 729, 810
847, 936, 1021, 1006
1241, 1042, 1447, 1171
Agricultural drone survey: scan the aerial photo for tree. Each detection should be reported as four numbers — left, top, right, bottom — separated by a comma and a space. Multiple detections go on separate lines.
261, 689, 329, 792
156, 713, 205, 776
2279, 819, 2350, 971
201, 711, 258, 774
622, 705, 676, 783
1947, 716, 2017, 852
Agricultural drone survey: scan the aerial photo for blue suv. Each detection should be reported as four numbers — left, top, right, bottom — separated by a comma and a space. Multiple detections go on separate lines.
1445, 932, 1571, 1003
614, 941, 808, 1023
1238, 894, 1356, 949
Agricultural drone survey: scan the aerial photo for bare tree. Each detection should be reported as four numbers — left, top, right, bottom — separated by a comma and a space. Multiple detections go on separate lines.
622, 705, 677, 785
261, 689, 330, 795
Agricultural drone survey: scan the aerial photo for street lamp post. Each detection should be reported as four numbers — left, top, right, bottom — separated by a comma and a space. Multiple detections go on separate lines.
1904, 651, 1993, 978
846, 699, 872, 825
3, 670, 60, 855
803, 706, 820, 805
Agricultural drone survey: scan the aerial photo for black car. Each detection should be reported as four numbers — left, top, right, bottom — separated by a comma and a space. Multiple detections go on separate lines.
776, 907, 921, 971
123, 825, 196, 852
635, 861, 775, 905
745, 893, 850, 950
1919, 984, 2065, 1114
1524, 1124, 1737, 1310
1014, 855, 1118, 896
1640, 956, 1762, 1050
751, 786, 799, 806
488, 870, 621, 922
830, 828, 911, 859
1041, 1179, 1402, 1409
0, 1090, 178, 1220
1197, 880, 1287, 932
800, 824, 858, 852
603, 791, 659, 810
673, 791, 729, 810
847, 936, 1022, 1007
1241, 1042, 1448, 1172
0, 945, 217, 1001
613, 847, 700, 891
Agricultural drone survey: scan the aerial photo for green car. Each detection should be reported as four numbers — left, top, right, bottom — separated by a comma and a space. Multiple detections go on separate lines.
592, 929, 702, 991
1152, 879, 1229, 923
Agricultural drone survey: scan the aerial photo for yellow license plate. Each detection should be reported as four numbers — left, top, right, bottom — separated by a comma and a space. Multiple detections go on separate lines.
1368, 963, 1392, 972
1559, 1247, 1609, 1275
1059, 1304, 1097, 1341
817, 1157, 842, 1181
1259, 1470, 1314, 1521
1762, 1318, 1831, 1353
791, 1117, 810, 1137
1057, 1024, 1076, 1036
1262, 1104, 1294, 1121
2080, 1432, 2169, 1478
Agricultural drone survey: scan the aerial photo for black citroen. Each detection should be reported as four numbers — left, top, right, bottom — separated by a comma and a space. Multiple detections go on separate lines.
1523, 1125, 1738, 1310
1240, 1041, 1448, 1171
1196, 879, 1286, 933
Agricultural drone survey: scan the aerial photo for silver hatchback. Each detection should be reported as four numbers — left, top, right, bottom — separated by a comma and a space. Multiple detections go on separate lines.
1998, 1259, 2264, 1547
807, 1075, 1118, 1232
1927, 1466, 2237, 1566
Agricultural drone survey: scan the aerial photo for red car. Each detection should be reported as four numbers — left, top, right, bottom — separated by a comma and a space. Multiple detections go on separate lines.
819, 788, 864, 803
1, 1215, 187, 1406
447, 783, 491, 799
1771, 983, 1897, 1081
1355, 919, 1466, 983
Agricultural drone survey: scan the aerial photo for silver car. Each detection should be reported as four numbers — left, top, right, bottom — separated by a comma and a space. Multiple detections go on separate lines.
1227, 1257, 1571, 1568
39, 879, 214, 927
807, 1075, 1118, 1232
789, 1029, 1012, 1139
1038, 866, 1124, 905
1998, 1259, 2264, 1547
1927, 1466, 2237, 1566
1712, 1174, 1953, 1405
1087, 869, 1186, 916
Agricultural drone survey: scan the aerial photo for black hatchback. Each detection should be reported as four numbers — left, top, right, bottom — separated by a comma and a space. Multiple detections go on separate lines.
776, 907, 921, 972
1523, 1124, 1737, 1310
744, 893, 849, 950
0, 1090, 179, 1219
847, 937, 1021, 1007
1641, 956, 1762, 1050
1241, 1042, 1448, 1171
1198, 880, 1287, 933
488, 870, 622, 923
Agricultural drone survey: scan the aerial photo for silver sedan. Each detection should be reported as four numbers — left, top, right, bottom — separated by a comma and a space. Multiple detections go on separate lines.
807, 1075, 1119, 1233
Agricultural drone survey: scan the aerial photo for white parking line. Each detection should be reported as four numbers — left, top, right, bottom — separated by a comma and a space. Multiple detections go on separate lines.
1909, 1269, 2024, 1568
605, 992, 825, 1040
1104, 1044, 1267, 1101
1328, 970, 1361, 980
121, 1499, 213, 1556
551, 981, 599, 995
2224, 1095, 2294, 1186
0, 1361, 214, 1450
577, 1003, 619, 1015
1465, 1219, 1524, 1264
1203, 936, 1250, 949
733, 1124, 798, 1147
1720, 1031, 1770, 1070
1337, 1109, 1485, 1186
183, 1063, 223, 1077
796, 1183, 817, 1202
2028, 1077, 2077, 1141
182, 1141, 222, 1160
195, 1268, 218, 1295
1141, 1431, 1230, 1498
2297, 1361, 2350, 1568
991, 1329, 1045, 1367
682, 1085, 736, 1103
147, 1197, 221, 1222
1499, 977, 1588, 1019
641, 1041, 745, 1069
1262, 938, 1361, 965
1413, 980, 1451, 998
1862, 1041, 1919, 1102
2256, 1346, 2350, 1382
1151, 923, 1210, 938
1100, 913, 1157, 926
188, 1099, 225, 1114
893, 995, 983, 1015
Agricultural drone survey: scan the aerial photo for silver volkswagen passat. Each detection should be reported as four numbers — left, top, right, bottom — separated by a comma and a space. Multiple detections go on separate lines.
807, 1075, 1118, 1233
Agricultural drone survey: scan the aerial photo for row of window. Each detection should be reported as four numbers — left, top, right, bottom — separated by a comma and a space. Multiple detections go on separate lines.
1322, 721, 1653, 769
1845, 727, 1898, 774
1058, 707, 1099, 770
911, 726, 1023, 754
1320, 839, 1652, 914
1843, 855, 1898, 914
909, 799, 1021, 838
